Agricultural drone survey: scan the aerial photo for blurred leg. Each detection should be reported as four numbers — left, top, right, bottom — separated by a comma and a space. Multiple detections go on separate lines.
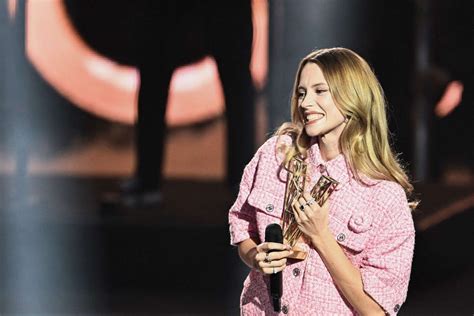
209, 0, 256, 189
134, 63, 174, 191
215, 58, 256, 189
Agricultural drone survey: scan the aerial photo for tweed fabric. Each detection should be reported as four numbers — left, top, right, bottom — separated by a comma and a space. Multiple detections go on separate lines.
228, 135, 415, 315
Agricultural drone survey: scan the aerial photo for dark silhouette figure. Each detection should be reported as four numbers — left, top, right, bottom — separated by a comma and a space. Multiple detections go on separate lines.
100, 0, 256, 208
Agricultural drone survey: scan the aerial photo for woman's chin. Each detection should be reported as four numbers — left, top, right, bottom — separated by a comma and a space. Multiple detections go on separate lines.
304, 126, 321, 137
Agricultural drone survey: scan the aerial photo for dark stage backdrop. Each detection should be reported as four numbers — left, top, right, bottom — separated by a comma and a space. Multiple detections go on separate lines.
267, 0, 415, 169
267, 0, 473, 180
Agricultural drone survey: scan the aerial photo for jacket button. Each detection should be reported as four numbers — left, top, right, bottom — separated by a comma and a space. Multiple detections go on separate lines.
319, 164, 327, 173
282, 305, 289, 314
265, 204, 274, 212
394, 304, 400, 313
292, 268, 301, 277
336, 233, 346, 242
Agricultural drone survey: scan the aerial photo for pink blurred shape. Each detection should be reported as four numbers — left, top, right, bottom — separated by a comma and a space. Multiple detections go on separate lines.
434, 81, 464, 118
8, 0, 17, 20
26, 0, 268, 126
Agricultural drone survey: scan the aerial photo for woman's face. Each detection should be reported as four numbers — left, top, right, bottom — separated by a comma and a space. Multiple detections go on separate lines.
297, 63, 346, 141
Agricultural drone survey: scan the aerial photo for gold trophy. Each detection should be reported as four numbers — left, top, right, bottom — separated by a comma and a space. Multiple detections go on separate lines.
281, 157, 339, 260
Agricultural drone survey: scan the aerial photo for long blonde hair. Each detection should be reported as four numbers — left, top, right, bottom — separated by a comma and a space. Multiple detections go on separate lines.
275, 47, 417, 208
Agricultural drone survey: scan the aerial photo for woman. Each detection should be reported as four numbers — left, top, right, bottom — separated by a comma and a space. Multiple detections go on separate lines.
228, 47, 416, 315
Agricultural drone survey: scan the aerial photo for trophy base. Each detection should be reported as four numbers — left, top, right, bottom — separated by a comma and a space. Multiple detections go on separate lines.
287, 245, 307, 260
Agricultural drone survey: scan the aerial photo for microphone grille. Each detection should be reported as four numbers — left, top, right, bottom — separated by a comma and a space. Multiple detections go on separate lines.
265, 223, 283, 243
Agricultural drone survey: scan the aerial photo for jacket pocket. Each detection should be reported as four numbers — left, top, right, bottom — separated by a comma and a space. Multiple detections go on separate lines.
329, 209, 374, 253
247, 188, 284, 219
306, 219, 373, 282
247, 188, 285, 244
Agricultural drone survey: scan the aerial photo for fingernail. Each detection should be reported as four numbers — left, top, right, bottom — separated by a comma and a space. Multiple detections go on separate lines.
285, 245, 291, 250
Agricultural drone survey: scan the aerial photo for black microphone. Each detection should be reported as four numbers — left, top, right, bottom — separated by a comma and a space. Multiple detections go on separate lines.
265, 223, 283, 312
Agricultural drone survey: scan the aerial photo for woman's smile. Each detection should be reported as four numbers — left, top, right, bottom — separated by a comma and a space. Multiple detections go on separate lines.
304, 111, 325, 125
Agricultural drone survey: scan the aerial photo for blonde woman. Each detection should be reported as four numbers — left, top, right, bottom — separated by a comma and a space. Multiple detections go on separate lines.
229, 47, 416, 315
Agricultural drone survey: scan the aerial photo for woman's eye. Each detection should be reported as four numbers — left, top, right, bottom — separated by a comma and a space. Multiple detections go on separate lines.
297, 92, 305, 98
316, 89, 328, 94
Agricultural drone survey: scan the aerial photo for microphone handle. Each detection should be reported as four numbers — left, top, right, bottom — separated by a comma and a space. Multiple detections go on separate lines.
265, 223, 283, 312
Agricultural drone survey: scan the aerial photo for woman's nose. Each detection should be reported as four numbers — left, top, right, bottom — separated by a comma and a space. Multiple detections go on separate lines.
300, 96, 313, 109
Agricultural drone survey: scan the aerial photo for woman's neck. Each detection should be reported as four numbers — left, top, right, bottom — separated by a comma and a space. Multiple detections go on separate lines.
318, 135, 341, 162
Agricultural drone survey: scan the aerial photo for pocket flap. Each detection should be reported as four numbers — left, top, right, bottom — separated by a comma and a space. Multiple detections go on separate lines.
247, 188, 284, 218
330, 213, 372, 252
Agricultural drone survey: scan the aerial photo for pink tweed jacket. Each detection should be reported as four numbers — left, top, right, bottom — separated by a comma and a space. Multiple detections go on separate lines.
228, 135, 415, 315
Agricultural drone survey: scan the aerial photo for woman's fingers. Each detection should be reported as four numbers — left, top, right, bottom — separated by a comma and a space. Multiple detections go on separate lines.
298, 196, 315, 213
256, 242, 289, 253
303, 192, 328, 212
302, 192, 313, 203
253, 242, 293, 273
292, 199, 308, 222
256, 249, 292, 262
258, 257, 287, 268
255, 251, 267, 263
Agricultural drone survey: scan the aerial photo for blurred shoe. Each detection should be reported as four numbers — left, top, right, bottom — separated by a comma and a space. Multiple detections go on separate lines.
100, 178, 162, 211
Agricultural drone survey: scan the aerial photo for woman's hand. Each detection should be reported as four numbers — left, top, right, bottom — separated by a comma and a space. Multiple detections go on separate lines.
291, 192, 331, 246
251, 242, 293, 275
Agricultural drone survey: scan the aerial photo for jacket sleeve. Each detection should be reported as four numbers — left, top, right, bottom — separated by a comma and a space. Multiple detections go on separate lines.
228, 135, 286, 246
228, 141, 263, 246
359, 184, 416, 315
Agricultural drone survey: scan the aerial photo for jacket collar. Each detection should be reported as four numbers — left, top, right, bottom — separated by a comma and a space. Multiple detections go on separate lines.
307, 138, 353, 191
